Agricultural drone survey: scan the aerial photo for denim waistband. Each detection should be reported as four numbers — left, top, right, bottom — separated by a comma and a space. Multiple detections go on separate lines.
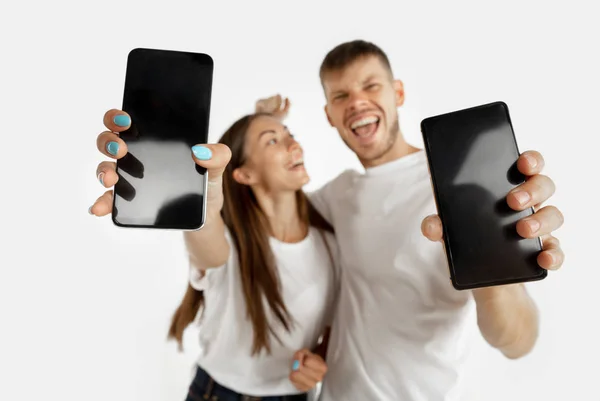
187, 365, 308, 401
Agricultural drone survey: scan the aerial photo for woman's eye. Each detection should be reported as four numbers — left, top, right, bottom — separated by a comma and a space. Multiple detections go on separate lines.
267, 138, 277, 145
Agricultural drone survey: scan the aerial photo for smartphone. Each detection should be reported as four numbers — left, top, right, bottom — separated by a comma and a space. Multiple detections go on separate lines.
112, 48, 213, 230
420, 101, 546, 290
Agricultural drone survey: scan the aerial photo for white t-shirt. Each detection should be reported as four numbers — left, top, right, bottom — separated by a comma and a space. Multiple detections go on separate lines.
188, 226, 339, 397
309, 150, 476, 401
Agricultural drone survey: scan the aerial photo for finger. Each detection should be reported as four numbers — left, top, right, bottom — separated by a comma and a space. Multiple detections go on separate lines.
517, 150, 545, 177
256, 95, 284, 115
103, 109, 131, 132
255, 98, 267, 113
516, 205, 564, 239
280, 97, 290, 112
191, 143, 232, 181
291, 349, 309, 372
537, 235, 564, 270
96, 161, 117, 188
421, 214, 443, 242
274, 98, 291, 120
507, 174, 555, 211
289, 371, 315, 392
303, 354, 327, 375
273, 94, 283, 109
88, 190, 113, 216
97, 131, 128, 159
256, 95, 275, 113
297, 364, 324, 383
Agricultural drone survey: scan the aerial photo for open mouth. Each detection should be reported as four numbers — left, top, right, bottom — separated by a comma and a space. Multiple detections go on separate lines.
350, 116, 380, 141
289, 158, 305, 171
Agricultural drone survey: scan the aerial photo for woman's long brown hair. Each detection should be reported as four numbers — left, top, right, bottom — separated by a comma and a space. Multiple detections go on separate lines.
167, 113, 333, 355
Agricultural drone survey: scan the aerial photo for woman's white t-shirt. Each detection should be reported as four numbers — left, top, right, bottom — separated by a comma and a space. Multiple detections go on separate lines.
188, 226, 339, 397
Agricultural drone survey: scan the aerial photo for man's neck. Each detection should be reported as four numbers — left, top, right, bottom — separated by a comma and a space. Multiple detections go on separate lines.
252, 188, 307, 243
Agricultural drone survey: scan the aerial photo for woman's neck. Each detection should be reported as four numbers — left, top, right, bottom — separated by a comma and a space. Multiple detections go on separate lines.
253, 187, 307, 243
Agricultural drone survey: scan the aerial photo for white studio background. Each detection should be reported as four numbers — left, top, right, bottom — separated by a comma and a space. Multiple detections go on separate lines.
0, 1, 598, 400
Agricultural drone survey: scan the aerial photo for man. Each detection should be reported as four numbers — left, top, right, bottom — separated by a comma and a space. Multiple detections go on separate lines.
264, 40, 564, 400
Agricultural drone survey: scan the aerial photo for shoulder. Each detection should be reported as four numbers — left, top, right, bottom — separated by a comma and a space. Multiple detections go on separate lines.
307, 168, 359, 205
323, 168, 360, 191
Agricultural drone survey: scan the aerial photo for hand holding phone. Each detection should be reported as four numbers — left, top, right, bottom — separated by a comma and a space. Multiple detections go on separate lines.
420, 101, 564, 289
89, 109, 232, 226
105, 48, 216, 230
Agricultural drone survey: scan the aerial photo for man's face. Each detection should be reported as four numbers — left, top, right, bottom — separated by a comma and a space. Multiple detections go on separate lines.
323, 56, 404, 166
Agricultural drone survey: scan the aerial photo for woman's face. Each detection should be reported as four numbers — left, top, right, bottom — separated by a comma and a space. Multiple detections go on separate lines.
234, 115, 309, 193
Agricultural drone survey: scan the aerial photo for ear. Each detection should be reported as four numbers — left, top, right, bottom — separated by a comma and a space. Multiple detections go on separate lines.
393, 79, 405, 107
232, 166, 256, 186
324, 104, 334, 127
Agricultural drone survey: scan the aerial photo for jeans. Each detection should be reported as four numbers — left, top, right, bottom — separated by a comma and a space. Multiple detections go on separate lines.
185, 365, 308, 401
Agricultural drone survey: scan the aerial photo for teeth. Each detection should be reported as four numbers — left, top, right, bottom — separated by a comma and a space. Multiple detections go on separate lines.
351, 116, 379, 129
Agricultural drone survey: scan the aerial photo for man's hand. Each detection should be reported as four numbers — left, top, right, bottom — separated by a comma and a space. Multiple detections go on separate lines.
255, 94, 290, 120
421, 150, 564, 358
421, 150, 565, 273
289, 349, 328, 392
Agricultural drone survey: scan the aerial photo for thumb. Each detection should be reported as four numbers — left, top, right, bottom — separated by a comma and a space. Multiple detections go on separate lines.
191, 144, 232, 182
291, 349, 310, 371
421, 214, 444, 242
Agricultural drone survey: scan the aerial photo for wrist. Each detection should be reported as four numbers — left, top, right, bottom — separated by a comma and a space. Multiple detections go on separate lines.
206, 192, 224, 215
206, 207, 222, 222
473, 284, 521, 302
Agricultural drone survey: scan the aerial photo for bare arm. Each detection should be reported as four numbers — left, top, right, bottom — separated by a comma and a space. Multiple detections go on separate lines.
473, 285, 539, 359
183, 144, 233, 270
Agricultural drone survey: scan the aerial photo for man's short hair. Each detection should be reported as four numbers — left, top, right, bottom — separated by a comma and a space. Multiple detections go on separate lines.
319, 40, 393, 82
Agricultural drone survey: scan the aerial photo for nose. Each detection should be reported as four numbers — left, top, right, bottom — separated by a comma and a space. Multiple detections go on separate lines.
286, 135, 301, 152
347, 91, 370, 113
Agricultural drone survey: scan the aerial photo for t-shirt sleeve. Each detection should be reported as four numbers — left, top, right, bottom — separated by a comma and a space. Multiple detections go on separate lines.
307, 170, 354, 225
188, 228, 233, 291
307, 184, 334, 224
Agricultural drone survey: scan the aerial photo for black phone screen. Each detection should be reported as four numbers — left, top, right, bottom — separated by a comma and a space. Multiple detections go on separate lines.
421, 101, 546, 290
112, 48, 213, 230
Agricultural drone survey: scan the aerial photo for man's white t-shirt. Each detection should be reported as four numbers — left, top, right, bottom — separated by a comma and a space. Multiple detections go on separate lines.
188, 226, 339, 397
309, 150, 476, 401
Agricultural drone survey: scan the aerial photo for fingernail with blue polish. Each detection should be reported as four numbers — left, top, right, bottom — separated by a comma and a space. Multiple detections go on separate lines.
292, 360, 300, 371
113, 114, 130, 127
107, 141, 119, 156
97, 172, 105, 186
192, 145, 212, 160
88, 206, 94, 215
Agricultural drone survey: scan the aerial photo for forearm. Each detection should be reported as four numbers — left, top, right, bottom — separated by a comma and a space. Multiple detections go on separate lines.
473, 284, 539, 359
183, 195, 230, 270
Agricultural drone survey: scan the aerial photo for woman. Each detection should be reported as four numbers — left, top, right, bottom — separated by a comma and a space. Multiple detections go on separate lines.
89, 105, 338, 401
